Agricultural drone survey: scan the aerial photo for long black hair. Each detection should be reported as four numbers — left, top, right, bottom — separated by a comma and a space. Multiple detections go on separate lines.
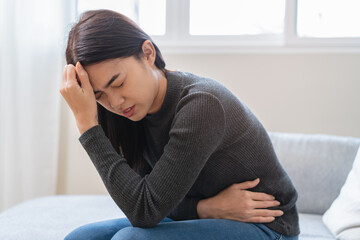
65, 9, 168, 170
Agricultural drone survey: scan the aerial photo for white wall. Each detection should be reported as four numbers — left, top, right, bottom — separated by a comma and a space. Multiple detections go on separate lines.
56, 52, 360, 195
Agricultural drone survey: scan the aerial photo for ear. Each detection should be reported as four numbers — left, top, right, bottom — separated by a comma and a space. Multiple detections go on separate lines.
141, 40, 156, 67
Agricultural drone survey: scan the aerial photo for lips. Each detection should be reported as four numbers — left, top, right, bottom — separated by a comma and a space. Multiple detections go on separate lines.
122, 105, 135, 118
123, 107, 132, 113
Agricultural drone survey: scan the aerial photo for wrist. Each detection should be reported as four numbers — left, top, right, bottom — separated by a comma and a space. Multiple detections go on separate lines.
77, 120, 98, 135
197, 198, 218, 219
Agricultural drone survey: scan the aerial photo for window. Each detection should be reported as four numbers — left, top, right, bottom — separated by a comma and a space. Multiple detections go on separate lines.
189, 0, 285, 35
77, 0, 166, 35
297, 0, 360, 38
76, 0, 360, 52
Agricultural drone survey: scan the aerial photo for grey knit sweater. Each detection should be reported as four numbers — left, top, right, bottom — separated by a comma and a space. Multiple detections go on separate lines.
79, 71, 300, 236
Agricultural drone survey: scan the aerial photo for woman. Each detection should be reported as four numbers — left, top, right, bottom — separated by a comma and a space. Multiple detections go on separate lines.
60, 9, 299, 240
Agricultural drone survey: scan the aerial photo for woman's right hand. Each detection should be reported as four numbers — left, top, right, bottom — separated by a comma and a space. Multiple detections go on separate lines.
60, 63, 99, 134
196, 178, 284, 223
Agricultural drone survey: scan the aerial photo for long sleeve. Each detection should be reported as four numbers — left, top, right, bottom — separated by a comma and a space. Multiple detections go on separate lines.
167, 196, 201, 220
79, 92, 225, 228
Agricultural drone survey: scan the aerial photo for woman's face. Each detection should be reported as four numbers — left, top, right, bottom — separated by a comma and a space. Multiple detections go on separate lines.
84, 54, 166, 122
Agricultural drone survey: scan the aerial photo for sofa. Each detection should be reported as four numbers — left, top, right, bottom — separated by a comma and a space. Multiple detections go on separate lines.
0, 131, 359, 240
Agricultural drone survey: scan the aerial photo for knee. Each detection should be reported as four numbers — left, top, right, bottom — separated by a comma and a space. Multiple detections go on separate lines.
111, 227, 152, 240
64, 225, 104, 240
64, 228, 88, 240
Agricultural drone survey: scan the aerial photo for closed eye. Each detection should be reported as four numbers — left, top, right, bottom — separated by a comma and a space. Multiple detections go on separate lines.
112, 81, 124, 88
95, 80, 125, 100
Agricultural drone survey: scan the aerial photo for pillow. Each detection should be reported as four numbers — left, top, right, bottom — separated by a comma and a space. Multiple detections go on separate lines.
322, 146, 360, 240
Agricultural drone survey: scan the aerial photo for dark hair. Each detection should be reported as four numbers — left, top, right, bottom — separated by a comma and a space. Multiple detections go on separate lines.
65, 9, 167, 170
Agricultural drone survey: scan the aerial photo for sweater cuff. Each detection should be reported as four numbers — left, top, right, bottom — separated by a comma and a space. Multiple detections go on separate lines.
78, 124, 104, 145
188, 197, 201, 219
168, 197, 201, 220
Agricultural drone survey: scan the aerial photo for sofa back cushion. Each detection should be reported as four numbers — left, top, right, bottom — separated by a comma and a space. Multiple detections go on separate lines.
268, 132, 360, 215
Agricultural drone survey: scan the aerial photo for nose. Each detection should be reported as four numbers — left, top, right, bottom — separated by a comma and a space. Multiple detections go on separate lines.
108, 94, 124, 110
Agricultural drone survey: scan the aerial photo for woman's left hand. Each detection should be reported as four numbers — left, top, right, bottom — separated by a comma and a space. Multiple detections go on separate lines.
60, 62, 98, 134
197, 178, 283, 223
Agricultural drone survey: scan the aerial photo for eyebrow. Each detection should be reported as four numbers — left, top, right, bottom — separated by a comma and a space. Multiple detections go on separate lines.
93, 73, 121, 94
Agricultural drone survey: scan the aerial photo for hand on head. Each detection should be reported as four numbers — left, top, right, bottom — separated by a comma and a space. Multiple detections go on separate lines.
60, 62, 99, 134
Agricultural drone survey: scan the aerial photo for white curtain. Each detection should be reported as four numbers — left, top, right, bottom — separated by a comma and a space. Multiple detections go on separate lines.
0, 0, 75, 211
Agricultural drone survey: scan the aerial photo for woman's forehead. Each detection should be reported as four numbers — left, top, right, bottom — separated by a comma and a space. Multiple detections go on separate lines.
84, 59, 121, 86
85, 56, 141, 72
84, 57, 139, 87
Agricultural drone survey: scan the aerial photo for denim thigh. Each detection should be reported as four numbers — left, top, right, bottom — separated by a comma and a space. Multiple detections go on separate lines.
111, 218, 299, 240
64, 217, 173, 240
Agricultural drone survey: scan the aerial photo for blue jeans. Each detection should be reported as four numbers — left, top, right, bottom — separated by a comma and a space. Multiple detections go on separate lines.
64, 217, 299, 240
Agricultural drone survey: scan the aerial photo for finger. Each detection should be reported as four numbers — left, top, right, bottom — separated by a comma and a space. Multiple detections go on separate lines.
76, 61, 91, 89
66, 64, 78, 86
252, 209, 284, 217
252, 200, 281, 209
246, 216, 275, 223
250, 192, 276, 201
235, 178, 260, 190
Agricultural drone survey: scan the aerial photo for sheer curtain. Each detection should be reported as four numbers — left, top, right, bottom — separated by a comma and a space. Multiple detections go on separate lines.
0, 0, 75, 211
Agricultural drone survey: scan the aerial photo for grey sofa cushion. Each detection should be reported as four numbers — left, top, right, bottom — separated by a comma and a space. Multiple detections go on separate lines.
0, 195, 125, 240
299, 213, 335, 240
269, 132, 360, 215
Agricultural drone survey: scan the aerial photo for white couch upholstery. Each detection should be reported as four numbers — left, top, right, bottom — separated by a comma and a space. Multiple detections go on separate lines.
0, 132, 359, 239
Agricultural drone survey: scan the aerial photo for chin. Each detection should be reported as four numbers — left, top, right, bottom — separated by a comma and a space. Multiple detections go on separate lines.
132, 114, 146, 122
123, 111, 142, 122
